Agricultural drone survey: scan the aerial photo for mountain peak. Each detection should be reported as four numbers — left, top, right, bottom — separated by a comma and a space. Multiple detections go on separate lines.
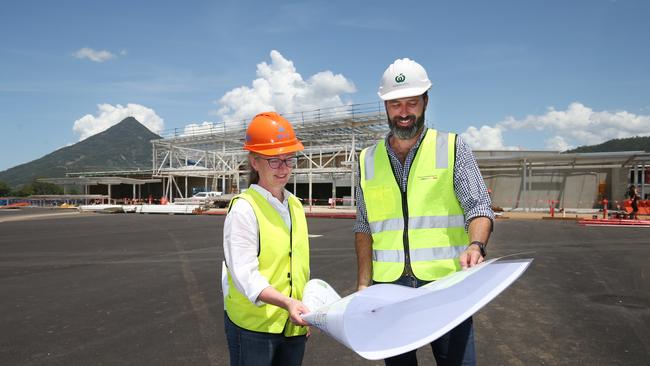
0, 117, 163, 187
89, 117, 158, 140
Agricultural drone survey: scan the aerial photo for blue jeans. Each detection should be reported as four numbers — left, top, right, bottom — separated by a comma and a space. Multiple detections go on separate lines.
376, 275, 476, 366
224, 312, 306, 366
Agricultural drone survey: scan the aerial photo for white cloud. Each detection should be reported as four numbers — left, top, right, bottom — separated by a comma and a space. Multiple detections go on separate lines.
73, 47, 116, 62
73, 103, 164, 141
463, 102, 650, 151
461, 125, 519, 150
545, 136, 571, 151
182, 121, 221, 136
215, 50, 356, 123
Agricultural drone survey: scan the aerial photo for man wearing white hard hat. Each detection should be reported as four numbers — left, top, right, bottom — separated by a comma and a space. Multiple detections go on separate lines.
354, 58, 494, 366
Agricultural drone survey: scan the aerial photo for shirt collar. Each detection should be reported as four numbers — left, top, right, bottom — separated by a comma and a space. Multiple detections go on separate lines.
385, 128, 427, 156
250, 184, 291, 206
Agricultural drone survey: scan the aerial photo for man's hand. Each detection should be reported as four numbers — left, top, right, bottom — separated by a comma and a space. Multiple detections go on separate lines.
462, 216, 492, 269
459, 244, 484, 269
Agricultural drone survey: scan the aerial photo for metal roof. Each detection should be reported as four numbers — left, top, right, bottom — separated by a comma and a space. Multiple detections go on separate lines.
38, 177, 161, 185
475, 150, 650, 169
28, 194, 108, 199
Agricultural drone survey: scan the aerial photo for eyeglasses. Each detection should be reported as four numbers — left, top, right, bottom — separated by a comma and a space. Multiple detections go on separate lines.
255, 156, 298, 169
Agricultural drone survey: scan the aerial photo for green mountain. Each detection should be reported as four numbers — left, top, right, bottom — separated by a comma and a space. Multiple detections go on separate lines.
0, 117, 162, 188
565, 136, 650, 153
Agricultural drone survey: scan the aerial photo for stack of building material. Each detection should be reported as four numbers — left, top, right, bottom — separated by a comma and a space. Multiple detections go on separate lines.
78, 205, 124, 213
136, 204, 200, 215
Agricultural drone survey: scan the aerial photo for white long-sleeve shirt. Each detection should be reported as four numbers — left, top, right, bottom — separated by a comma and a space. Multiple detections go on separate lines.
223, 184, 293, 306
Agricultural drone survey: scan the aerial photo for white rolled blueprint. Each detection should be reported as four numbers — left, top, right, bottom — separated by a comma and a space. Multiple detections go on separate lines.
302, 257, 532, 360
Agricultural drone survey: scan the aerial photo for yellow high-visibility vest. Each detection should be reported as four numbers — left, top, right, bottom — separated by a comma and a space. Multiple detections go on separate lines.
225, 188, 309, 336
359, 129, 469, 282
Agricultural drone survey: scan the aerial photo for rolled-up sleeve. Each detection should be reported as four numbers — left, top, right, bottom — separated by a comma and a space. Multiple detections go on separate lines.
223, 199, 271, 306
453, 137, 495, 230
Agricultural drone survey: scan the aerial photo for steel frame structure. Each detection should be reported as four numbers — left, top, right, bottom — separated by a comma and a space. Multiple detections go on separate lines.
151, 102, 390, 203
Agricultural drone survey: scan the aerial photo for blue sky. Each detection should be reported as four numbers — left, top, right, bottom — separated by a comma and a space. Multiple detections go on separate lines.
1, 0, 649, 171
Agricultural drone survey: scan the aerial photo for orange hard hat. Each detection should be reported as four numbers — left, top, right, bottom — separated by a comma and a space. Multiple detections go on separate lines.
244, 112, 304, 156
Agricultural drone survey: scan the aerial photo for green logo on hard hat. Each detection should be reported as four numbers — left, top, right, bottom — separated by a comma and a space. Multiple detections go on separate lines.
395, 73, 406, 83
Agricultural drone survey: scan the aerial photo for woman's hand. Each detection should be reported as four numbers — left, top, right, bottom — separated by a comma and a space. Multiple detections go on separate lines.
286, 298, 311, 326
257, 287, 311, 326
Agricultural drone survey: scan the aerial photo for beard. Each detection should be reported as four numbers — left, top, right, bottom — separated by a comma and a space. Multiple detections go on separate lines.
388, 112, 426, 139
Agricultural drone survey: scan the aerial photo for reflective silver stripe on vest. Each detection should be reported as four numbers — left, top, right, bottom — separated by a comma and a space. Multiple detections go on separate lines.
363, 145, 377, 181
372, 248, 405, 263
373, 245, 466, 263
369, 217, 404, 233
436, 132, 448, 169
410, 246, 466, 262
409, 215, 465, 229
369, 215, 464, 234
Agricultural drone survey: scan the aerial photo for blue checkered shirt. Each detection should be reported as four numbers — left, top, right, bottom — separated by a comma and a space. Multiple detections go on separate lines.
353, 130, 494, 233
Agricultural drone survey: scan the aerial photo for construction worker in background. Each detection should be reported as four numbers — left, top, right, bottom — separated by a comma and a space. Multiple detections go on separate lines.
223, 112, 311, 366
354, 58, 495, 366
628, 185, 640, 219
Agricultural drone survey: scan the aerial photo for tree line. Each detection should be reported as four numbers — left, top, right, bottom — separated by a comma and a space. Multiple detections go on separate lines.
0, 180, 71, 197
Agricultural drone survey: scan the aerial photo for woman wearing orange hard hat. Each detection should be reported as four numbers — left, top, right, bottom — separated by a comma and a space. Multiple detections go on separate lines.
222, 112, 311, 366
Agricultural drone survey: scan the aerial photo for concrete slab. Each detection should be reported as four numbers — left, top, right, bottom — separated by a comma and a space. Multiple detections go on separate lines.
0, 208, 648, 365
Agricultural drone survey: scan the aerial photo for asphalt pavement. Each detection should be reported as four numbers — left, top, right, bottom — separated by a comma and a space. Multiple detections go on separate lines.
0, 207, 648, 365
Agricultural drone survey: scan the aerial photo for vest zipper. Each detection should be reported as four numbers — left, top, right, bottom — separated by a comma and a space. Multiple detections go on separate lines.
400, 129, 428, 279
288, 206, 293, 298
388, 147, 413, 278
401, 189, 413, 277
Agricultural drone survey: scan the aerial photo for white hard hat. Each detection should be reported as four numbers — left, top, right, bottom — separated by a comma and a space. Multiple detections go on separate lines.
378, 58, 432, 101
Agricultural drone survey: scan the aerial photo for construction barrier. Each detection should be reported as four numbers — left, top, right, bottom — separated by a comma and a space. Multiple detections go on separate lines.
578, 218, 650, 227
621, 199, 650, 215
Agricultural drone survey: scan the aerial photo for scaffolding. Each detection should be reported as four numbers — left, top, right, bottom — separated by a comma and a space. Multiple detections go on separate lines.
151, 102, 389, 203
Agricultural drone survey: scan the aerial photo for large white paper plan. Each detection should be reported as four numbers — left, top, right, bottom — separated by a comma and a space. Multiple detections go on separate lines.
302, 256, 533, 360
